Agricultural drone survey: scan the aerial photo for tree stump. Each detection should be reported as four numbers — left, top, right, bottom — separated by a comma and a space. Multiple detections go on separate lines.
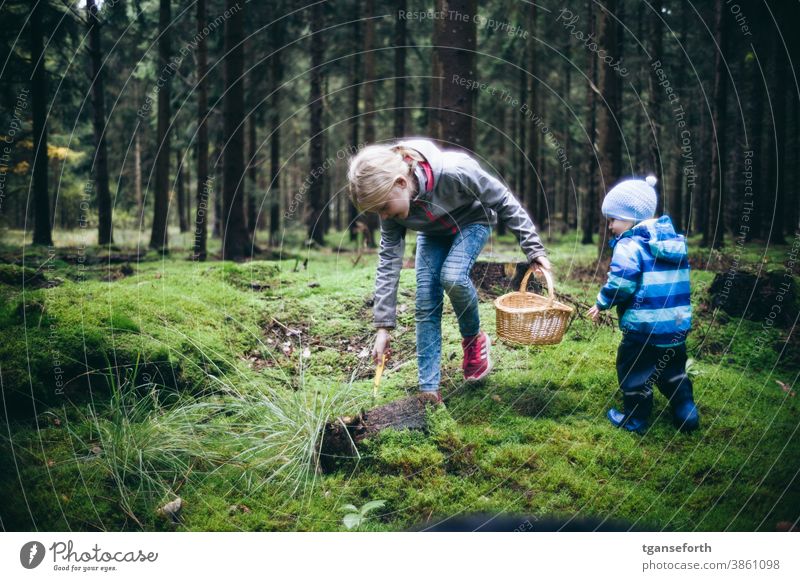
708, 269, 797, 327
318, 393, 441, 472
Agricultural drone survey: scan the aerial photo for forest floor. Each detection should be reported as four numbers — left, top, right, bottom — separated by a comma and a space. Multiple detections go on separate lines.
1, 227, 798, 531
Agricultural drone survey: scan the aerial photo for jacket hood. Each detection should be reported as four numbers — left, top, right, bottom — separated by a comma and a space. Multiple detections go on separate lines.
630, 215, 687, 263
395, 138, 445, 187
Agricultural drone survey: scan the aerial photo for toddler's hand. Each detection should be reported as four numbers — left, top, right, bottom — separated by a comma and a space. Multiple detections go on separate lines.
586, 305, 601, 323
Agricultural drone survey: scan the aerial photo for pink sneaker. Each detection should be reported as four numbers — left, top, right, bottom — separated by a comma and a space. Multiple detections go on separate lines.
462, 331, 493, 382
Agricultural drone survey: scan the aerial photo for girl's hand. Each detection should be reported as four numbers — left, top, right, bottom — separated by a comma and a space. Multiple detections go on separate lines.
586, 305, 601, 323
532, 256, 551, 274
372, 328, 392, 365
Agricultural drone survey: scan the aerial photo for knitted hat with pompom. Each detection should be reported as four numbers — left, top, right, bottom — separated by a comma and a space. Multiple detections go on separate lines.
601, 175, 658, 222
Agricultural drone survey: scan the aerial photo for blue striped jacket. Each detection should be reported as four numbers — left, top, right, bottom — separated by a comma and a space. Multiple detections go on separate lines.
596, 216, 692, 346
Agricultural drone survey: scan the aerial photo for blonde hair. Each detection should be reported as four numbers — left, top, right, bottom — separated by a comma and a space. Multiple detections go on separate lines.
347, 144, 424, 212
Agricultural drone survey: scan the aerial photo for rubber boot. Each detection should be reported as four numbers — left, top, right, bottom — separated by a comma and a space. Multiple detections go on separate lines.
672, 393, 699, 433
607, 408, 648, 434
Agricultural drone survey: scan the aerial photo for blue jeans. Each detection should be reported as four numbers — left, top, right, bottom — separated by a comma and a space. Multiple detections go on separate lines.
415, 223, 491, 392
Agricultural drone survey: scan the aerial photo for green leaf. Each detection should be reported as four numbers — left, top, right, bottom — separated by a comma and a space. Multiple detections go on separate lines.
339, 504, 358, 512
359, 500, 386, 515
343, 513, 362, 530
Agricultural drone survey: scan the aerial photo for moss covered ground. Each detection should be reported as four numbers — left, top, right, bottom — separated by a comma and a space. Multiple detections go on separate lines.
1, 228, 798, 531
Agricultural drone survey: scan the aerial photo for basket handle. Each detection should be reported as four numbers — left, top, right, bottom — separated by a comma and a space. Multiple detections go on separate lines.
519, 266, 555, 306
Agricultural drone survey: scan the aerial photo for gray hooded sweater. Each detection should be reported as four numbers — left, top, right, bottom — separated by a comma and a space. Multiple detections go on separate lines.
373, 138, 547, 328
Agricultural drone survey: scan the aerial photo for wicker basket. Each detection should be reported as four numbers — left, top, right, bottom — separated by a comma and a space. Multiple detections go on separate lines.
494, 268, 574, 345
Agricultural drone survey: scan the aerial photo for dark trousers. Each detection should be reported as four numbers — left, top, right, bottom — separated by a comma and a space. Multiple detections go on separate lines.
615, 338, 695, 421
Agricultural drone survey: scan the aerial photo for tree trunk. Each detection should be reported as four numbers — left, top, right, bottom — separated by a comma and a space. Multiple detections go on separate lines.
150, 0, 172, 251
525, 3, 538, 218
361, 0, 378, 247
596, 0, 622, 259
194, 0, 209, 261
30, 1, 52, 246
581, 0, 597, 245
394, 0, 407, 138
87, 0, 113, 245
177, 148, 189, 233
703, 0, 727, 249
363, 0, 376, 144
222, 0, 252, 259
561, 35, 571, 230
306, 1, 325, 246
518, 60, 527, 210
348, 18, 361, 243
649, 0, 664, 215
769, 31, 788, 245
268, 14, 283, 247
135, 129, 143, 223
634, 2, 644, 171
430, 0, 477, 150
247, 114, 258, 238
670, 1, 689, 233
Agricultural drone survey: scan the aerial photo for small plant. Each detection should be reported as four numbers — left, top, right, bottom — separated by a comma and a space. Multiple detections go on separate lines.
340, 500, 386, 530
685, 358, 703, 378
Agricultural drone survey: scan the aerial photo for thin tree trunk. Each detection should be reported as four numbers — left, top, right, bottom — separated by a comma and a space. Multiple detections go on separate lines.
581, 0, 597, 245
518, 61, 527, 211
364, 0, 376, 144
596, 0, 622, 259
394, 0, 407, 138
150, 0, 172, 251
525, 3, 537, 218
769, 32, 788, 244
634, 2, 644, 171
348, 18, 361, 243
268, 13, 283, 247
135, 128, 143, 223
649, 0, 664, 215
247, 114, 257, 238
430, 0, 477, 150
177, 147, 188, 233
362, 0, 378, 247
561, 35, 571, 230
31, 1, 52, 246
194, 0, 209, 260
87, 0, 113, 245
703, 0, 727, 249
670, 1, 688, 233
307, 1, 325, 246
222, 0, 251, 259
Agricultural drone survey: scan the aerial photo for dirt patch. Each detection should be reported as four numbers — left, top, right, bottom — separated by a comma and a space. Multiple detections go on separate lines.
101, 263, 135, 282
469, 261, 544, 299
565, 259, 611, 283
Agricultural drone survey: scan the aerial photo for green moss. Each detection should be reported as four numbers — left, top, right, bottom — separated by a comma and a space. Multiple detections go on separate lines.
1, 232, 798, 531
